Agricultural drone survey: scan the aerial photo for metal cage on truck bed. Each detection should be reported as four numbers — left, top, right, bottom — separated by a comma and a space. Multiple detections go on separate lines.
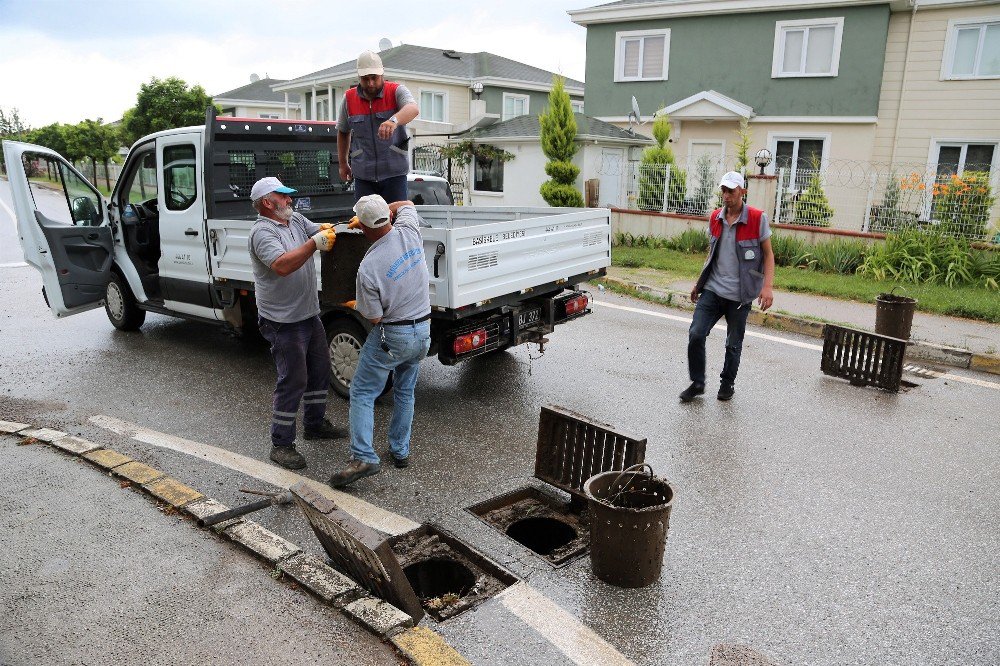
203, 109, 356, 223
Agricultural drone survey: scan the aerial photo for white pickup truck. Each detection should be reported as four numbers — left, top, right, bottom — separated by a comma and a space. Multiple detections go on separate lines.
3, 111, 610, 396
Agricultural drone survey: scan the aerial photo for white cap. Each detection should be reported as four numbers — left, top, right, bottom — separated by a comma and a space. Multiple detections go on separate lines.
719, 171, 745, 190
357, 50, 384, 77
353, 194, 391, 228
250, 176, 296, 201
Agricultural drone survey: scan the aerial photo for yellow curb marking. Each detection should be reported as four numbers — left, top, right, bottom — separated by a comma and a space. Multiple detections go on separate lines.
145, 478, 205, 508
392, 626, 469, 666
82, 448, 133, 470
113, 461, 165, 485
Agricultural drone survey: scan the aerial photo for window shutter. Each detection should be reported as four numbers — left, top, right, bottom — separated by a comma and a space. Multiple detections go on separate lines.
623, 39, 640, 78
641, 36, 664, 78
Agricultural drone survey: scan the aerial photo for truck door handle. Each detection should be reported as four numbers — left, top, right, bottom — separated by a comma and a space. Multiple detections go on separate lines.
185, 229, 199, 237
433, 243, 445, 278
86, 232, 99, 240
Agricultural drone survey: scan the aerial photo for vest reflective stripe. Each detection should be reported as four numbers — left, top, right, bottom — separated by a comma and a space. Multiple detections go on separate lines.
696, 206, 766, 304
344, 82, 410, 182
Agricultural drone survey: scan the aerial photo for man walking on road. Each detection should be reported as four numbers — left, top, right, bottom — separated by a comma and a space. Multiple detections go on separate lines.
337, 50, 420, 203
329, 195, 431, 488
248, 177, 347, 470
681, 171, 775, 403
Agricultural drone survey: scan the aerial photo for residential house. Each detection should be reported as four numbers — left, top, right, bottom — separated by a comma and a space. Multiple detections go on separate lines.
569, 0, 1000, 237
454, 113, 653, 207
213, 76, 302, 120
271, 44, 585, 146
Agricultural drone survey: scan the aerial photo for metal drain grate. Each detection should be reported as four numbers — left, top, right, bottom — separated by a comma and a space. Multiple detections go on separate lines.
821, 324, 906, 392
289, 483, 424, 623
534, 405, 647, 509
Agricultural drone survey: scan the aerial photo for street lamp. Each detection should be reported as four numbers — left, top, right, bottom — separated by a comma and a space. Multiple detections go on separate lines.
754, 148, 773, 176
471, 81, 484, 100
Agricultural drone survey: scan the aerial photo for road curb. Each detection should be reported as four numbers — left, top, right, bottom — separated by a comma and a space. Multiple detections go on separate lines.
599, 276, 1000, 376
1, 421, 467, 662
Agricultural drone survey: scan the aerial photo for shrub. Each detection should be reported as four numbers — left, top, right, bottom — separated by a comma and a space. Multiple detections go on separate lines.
668, 228, 709, 254
792, 169, 834, 227
809, 239, 866, 274
540, 181, 585, 207
931, 171, 996, 240
770, 232, 815, 269
858, 227, 978, 286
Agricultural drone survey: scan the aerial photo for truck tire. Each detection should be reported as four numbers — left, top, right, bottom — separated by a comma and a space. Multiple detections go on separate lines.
104, 272, 145, 331
325, 317, 393, 400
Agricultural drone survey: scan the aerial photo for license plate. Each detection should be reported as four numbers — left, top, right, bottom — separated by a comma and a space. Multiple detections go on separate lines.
517, 307, 541, 329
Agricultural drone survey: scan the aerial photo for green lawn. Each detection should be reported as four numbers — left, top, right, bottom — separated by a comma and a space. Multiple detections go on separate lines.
612, 246, 1000, 323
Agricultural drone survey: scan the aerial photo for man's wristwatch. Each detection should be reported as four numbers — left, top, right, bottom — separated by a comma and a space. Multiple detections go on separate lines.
389, 116, 398, 125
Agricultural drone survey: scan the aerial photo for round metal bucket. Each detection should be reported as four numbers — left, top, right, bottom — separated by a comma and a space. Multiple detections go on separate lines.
875, 292, 917, 341
584, 464, 674, 588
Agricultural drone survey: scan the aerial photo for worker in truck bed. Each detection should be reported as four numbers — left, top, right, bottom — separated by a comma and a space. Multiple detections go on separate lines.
247, 176, 348, 471
337, 50, 419, 203
329, 195, 431, 488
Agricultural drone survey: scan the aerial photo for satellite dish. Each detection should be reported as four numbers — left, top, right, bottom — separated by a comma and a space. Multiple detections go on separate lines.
250, 73, 260, 83
627, 96, 642, 135
378, 38, 393, 51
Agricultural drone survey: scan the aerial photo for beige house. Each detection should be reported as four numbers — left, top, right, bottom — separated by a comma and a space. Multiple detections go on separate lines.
213, 76, 302, 120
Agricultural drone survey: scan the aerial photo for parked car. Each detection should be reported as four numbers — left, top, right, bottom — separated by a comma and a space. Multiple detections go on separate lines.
407, 172, 454, 205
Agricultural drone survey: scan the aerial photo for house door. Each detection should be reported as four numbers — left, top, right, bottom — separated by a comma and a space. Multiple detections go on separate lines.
599, 148, 624, 208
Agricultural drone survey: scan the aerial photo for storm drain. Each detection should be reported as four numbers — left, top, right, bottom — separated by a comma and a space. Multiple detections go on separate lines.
290, 483, 516, 623
467, 405, 646, 567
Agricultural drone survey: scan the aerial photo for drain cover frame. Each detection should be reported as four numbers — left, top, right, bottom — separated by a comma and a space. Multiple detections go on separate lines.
534, 404, 647, 509
289, 482, 424, 623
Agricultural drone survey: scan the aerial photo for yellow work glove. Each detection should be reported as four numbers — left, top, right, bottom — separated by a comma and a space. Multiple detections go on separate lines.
319, 223, 334, 231
347, 216, 362, 230
343, 300, 356, 309
311, 229, 336, 252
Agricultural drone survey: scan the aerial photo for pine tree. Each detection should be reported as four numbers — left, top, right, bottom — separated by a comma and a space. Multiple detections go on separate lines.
539, 76, 584, 207
793, 159, 834, 227
638, 114, 685, 211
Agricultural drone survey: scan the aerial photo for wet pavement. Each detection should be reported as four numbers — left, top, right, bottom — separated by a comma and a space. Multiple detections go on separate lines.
2, 181, 998, 665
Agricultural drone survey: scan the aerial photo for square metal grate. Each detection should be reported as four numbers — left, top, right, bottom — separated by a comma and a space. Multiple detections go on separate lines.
289, 483, 424, 623
533, 404, 647, 509
821, 324, 907, 393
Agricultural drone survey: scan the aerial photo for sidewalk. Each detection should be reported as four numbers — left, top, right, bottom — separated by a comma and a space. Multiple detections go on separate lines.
605, 266, 1000, 375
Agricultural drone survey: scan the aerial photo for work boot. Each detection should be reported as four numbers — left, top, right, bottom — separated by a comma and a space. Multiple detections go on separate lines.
270, 445, 307, 470
390, 453, 409, 469
304, 418, 348, 440
718, 383, 735, 401
679, 382, 705, 403
329, 459, 381, 488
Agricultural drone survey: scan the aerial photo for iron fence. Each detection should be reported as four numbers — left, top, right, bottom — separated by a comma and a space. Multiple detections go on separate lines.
412, 143, 466, 205
597, 153, 1000, 243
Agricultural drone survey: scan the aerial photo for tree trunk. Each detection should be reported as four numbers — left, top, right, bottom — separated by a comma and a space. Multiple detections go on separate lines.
91, 157, 98, 185
104, 159, 111, 191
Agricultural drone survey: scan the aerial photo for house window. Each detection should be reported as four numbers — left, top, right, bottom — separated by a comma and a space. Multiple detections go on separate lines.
614, 29, 670, 82
774, 137, 825, 189
258, 113, 281, 119
420, 90, 447, 122
474, 156, 503, 193
571, 100, 584, 113
502, 93, 529, 121
934, 142, 997, 177
943, 18, 1000, 79
772, 18, 844, 78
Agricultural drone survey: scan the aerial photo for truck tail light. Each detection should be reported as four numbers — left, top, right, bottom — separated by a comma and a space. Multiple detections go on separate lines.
563, 294, 589, 316
453, 328, 488, 355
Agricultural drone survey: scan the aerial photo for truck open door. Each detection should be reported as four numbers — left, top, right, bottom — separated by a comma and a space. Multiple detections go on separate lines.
2, 141, 114, 317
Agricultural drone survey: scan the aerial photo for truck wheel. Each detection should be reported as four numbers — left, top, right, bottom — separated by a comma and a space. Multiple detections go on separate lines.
325, 317, 394, 400
326, 318, 365, 399
104, 272, 145, 331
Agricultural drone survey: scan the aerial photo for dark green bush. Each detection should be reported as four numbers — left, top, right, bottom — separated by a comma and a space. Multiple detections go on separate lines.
809, 239, 866, 274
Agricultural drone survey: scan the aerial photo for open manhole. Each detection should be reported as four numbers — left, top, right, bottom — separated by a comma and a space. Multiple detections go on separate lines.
390, 525, 517, 622
468, 486, 590, 567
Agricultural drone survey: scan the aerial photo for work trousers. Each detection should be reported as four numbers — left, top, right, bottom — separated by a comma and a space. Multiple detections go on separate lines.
687, 289, 751, 386
258, 315, 331, 447
354, 174, 408, 204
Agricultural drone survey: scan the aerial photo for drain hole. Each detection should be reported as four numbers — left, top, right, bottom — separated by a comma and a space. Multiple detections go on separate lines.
403, 558, 477, 600
506, 517, 577, 555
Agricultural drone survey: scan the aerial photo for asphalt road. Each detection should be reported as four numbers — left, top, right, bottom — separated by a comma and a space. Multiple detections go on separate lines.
1, 179, 998, 665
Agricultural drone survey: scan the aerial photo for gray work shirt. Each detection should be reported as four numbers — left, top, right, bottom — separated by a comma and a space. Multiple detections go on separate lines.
248, 212, 321, 323
336, 83, 416, 131
703, 204, 771, 302
355, 206, 431, 323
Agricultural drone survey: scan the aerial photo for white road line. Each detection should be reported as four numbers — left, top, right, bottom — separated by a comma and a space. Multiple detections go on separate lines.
0, 194, 14, 220
89, 415, 634, 665
88, 414, 419, 536
499, 583, 634, 666
592, 299, 823, 350
593, 299, 999, 389
0, 261, 28, 268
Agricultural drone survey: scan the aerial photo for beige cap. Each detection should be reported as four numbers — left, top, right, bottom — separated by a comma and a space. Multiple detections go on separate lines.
353, 194, 391, 228
357, 50, 384, 77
